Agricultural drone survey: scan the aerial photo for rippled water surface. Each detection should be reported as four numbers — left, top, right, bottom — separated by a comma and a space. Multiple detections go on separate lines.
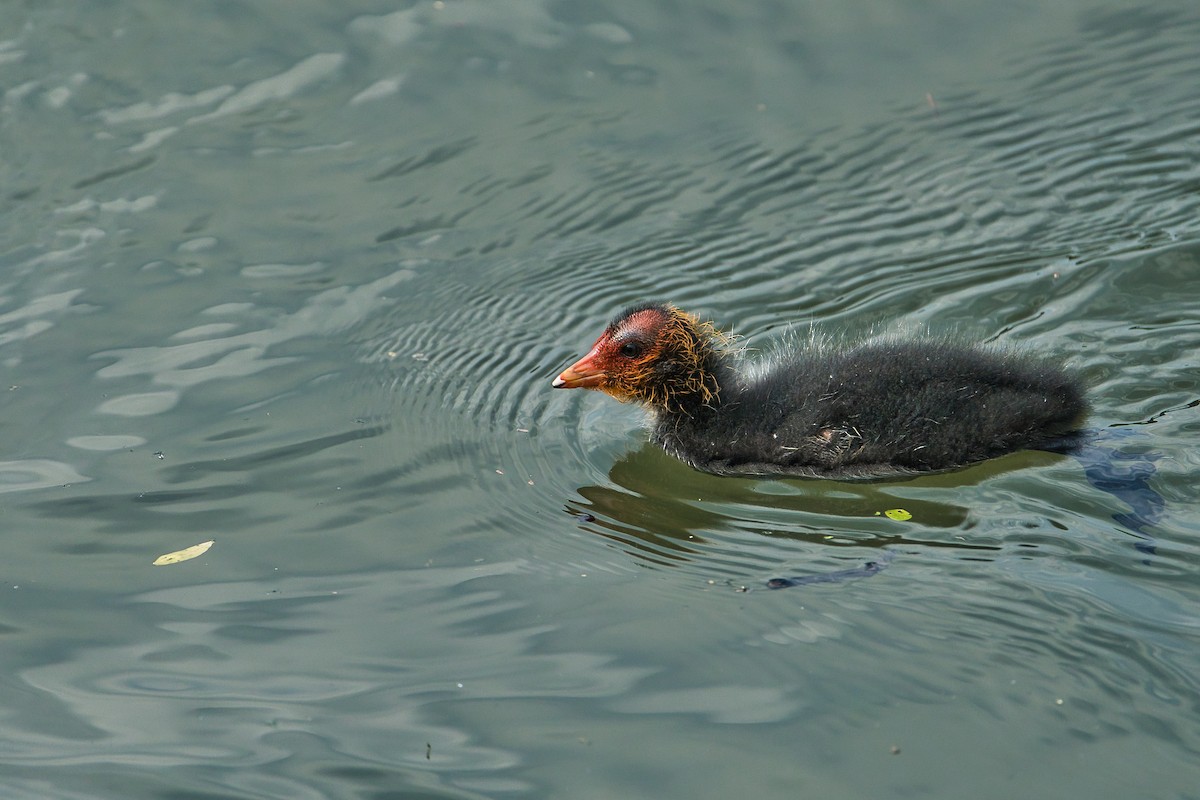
2, 2, 1199, 798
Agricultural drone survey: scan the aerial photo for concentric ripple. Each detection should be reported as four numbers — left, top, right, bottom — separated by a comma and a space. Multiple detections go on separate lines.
348, 7, 1200, 590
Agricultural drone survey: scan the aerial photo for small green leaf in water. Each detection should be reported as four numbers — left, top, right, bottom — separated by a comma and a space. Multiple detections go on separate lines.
883, 508, 912, 521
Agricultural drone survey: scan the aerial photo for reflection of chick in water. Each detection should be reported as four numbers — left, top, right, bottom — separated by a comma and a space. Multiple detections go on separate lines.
555, 303, 1087, 479
567, 445, 990, 585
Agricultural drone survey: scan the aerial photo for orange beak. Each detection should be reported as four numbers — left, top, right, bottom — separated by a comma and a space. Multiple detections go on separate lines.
552, 344, 606, 389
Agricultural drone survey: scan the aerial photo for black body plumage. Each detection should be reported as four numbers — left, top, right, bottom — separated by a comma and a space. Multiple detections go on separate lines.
654, 336, 1087, 478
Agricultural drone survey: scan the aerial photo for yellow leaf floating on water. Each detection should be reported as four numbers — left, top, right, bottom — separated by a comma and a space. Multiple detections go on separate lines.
153, 540, 214, 566
883, 508, 912, 521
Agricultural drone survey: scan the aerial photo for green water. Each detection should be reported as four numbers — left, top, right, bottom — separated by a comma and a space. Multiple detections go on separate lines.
1, 2, 1198, 798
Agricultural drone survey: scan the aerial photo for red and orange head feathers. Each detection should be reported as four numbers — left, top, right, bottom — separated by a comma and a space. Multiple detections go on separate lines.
553, 302, 722, 411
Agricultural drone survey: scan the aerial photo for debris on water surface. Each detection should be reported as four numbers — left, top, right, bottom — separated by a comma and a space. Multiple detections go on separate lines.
153, 539, 214, 566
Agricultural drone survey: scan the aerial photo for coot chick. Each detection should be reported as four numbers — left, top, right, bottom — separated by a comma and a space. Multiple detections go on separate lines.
553, 302, 1088, 479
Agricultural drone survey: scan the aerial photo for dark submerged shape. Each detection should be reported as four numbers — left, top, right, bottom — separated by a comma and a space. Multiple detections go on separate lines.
553, 302, 1089, 479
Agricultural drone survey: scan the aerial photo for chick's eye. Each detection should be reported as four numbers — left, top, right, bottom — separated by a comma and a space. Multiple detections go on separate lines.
619, 340, 643, 358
